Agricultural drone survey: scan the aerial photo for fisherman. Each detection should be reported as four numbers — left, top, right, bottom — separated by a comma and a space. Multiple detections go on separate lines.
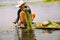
13, 0, 35, 26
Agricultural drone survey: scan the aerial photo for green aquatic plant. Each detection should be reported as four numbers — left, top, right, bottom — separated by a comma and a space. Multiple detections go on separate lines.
25, 10, 34, 40
48, 20, 60, 28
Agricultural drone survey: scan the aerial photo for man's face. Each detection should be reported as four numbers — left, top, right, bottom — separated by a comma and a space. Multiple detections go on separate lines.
19, 3, 26, 11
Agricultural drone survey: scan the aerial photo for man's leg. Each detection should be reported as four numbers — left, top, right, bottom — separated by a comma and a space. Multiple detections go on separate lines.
20, 11, 25, 24
30, 12, 35, 21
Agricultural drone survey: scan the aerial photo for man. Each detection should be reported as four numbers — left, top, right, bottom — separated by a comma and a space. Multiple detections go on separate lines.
13, 0, 35, 26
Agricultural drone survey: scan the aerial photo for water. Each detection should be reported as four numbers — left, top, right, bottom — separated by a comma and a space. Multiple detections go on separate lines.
34, 29, 60, 40
0, 3, 60, 29
0, 2, 60, 40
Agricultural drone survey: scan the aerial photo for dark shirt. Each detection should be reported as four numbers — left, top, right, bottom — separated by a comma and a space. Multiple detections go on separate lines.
16, 6, 31, 23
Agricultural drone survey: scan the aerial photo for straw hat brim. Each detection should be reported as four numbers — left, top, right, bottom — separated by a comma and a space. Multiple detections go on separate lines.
16, 3, 23, 7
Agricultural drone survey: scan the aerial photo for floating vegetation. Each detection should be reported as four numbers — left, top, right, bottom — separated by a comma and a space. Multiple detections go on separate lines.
0, 3, 16, 8
0, 4, 6, 7
43, 0, 60, 4
33, 20, 60, 28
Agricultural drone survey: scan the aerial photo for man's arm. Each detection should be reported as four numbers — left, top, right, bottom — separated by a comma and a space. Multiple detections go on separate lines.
25, 6, 31, 13
13, 9, 21, 24
16, 9, 21, 22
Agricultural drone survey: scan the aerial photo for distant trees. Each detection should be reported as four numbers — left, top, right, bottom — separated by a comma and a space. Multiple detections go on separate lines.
44, 0, 60, 2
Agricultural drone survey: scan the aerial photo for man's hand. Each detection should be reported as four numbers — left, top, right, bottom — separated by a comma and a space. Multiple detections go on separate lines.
13, 21, 17, 24
20, 23, 25, 27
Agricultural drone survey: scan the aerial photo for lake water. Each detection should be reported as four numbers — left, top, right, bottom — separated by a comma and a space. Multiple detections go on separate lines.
0, 3, 60, 29
0, 2, 60, 40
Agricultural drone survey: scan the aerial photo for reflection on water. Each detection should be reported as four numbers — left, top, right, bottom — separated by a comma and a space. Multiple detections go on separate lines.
0, 28, 18, 40
0, 29, 60, 40
34, 29, 60, 40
